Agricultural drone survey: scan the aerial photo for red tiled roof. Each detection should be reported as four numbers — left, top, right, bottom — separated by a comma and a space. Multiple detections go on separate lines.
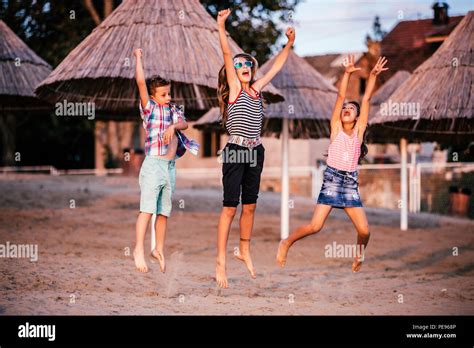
379, 15, 464, 83
303, 54, 341, 83
381, 16, 464, 55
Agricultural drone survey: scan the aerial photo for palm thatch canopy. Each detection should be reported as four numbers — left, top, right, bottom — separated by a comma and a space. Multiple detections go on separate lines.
370, 70, 411, 113
369, 11, 473, 146
193, 106, 222, 131
261, 50, 337, 138
195, 50, 337, 138
35, 0, 283, 119
0, 20, 52, 111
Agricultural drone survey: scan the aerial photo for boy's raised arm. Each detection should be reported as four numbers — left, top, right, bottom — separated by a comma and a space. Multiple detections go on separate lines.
134, 48, 149, 110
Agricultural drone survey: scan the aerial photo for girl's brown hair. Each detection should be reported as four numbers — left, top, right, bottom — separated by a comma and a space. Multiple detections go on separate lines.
217, 53, 259, 128
346, 101, 368, 164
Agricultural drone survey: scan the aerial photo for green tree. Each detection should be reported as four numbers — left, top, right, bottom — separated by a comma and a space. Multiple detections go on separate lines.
365, 15, 387, 44
0, 0, 98, 66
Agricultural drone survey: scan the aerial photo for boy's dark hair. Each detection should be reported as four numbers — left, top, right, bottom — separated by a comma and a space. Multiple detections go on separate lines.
146, 75, 171, 96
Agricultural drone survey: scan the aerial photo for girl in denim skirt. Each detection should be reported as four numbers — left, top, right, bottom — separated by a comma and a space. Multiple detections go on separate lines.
277, 55, 389, 272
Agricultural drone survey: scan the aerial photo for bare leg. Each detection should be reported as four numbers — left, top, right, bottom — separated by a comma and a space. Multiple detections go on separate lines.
216, 206, 237, 288
134, 212, 152, 273
235, 203, 257, 279
344, 207, 370, 272
151, 214, 167, 273
276, 204, 333, 267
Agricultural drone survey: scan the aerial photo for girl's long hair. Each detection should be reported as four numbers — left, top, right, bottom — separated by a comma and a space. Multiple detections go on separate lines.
217, 53, 259, 128
347, 101, 369, 164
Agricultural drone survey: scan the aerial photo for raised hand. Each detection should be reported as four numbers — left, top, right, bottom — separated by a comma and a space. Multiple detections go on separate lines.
217, 8, 231, 26
286, 27, 296, 44
371, 56, 389, 76
342, 54, 361, 74
133, 48, 142, 59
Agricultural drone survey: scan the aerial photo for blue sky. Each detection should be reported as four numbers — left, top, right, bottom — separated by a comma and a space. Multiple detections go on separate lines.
290, 0, 472, 56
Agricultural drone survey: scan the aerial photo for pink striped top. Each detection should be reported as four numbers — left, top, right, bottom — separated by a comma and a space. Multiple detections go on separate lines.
327, 128, 361, 171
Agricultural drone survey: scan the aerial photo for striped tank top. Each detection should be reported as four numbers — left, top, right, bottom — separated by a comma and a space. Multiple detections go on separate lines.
226, 87, 263, 139
327, 128, 361, 171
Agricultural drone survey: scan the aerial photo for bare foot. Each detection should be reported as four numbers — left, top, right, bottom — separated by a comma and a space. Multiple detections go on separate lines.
276, 239, 290, 267
235, 243, 256, 279
216, 259, 228, 288
133, 248, 148, 273
352, 258, 363, 272
151, 249, 166, 273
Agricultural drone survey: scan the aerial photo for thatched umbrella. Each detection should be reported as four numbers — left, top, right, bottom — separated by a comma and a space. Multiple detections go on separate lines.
367, 70, 412, 229
0, 20, 52, 110
35, 0, 283, 117
369, 12, 473, 145
369, 70, 411, 118
0, 20, 52, 165
194, 107, 221, 129
369, 11, 473, 230
196, 50, 337, 238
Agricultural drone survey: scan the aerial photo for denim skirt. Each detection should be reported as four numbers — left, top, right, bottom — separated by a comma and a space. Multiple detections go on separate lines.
316, 165, 363, 209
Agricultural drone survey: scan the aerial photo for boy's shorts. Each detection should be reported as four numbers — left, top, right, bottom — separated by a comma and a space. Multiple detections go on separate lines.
222, 143, 265, 207
139, 156, 176, 217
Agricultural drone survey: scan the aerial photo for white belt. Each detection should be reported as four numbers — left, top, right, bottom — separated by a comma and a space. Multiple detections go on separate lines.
227, 135, 262, 148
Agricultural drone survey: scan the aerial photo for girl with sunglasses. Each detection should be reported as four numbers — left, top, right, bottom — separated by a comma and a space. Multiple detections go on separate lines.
215, 8, 295, 288
277, 55, 389, 273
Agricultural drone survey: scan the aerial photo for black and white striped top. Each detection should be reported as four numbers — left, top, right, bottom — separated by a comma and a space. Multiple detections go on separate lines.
226, 87, 264, 139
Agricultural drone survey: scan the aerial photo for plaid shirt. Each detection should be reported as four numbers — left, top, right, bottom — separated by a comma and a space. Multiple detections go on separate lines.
139, 100, 199, 159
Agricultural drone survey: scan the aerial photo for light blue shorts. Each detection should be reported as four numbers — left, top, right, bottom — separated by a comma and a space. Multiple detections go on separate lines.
139, 156, 176, 217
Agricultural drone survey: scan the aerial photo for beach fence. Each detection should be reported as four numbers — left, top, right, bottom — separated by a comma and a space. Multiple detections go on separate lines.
0, 166, 123, 176
2, 162, 472, 219
415, 162, 474, 218
257, 162, 473, 220
313, 162, 474, 219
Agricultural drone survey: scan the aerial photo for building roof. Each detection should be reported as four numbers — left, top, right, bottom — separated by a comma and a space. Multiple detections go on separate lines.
369, 12, 473, 146
304, 53, 363, 85
379, 15, 464, 82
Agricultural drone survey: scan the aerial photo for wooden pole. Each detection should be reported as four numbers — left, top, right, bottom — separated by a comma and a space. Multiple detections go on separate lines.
281, 118, 289, 239
94, 121, 106, 176
400, 138, 408, 230
409, 146, 417, 213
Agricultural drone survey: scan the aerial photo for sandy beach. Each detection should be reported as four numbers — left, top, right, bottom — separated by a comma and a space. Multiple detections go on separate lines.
0, 174, 473, 315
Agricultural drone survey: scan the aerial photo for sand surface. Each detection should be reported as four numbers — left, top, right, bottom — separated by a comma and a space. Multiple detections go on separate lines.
0, 174, 473, 315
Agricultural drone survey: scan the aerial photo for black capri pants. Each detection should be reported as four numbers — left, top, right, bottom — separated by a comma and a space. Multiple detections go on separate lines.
221, 143, 265, 207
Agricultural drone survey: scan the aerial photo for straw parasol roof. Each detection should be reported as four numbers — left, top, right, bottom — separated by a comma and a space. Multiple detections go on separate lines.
195, 50, 337, 138
370, 70, 411, 111
369, 11, 473, 146
368, 70, 411, 127
193, 106, 222, 131
261, 50, 337, 138
0, 20, 52, 110
35, 0, 283, 119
